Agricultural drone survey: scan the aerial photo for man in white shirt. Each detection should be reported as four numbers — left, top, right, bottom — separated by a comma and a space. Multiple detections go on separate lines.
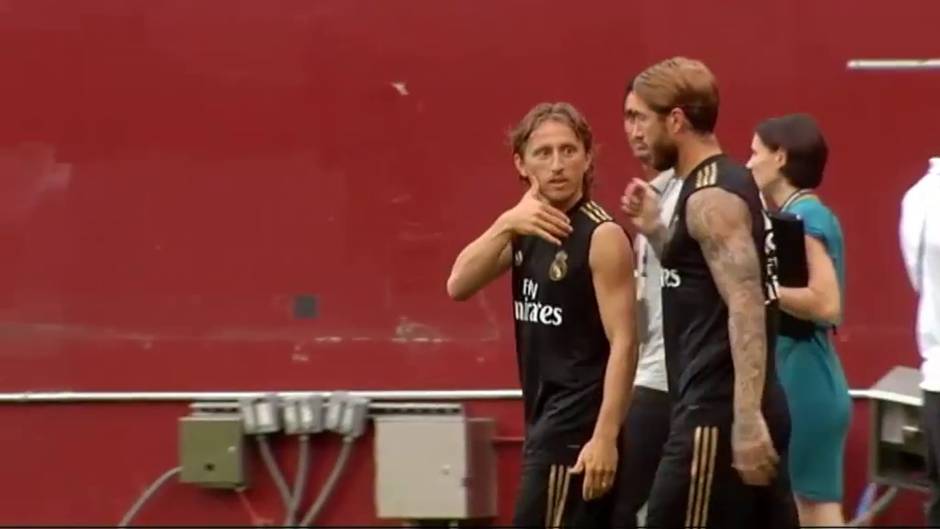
899, 156, 940, 524
610, 81, 681, 529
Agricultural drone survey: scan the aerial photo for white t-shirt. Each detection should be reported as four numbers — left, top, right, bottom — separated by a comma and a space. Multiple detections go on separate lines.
633, 169, 680, 392
900, 157, 940, 391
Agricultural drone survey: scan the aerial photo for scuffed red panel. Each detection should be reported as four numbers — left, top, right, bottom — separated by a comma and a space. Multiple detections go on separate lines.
0, 0, 938, 524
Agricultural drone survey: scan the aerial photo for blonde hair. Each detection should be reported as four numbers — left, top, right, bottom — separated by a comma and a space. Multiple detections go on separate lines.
632, 57, 720, 133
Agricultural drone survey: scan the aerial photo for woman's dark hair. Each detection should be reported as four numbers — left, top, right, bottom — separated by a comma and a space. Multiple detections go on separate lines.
755, 113, 828, 189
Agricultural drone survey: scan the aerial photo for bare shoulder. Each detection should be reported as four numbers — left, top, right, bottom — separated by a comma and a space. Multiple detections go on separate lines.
589, 222, 633, 270
685, 187, 752, 242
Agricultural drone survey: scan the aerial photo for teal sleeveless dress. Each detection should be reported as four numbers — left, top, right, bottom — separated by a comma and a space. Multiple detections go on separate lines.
776, 194, 852, 502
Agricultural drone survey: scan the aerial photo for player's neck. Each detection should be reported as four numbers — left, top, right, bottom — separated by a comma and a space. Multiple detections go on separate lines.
675, 134, 722, 179
550, 190, 584, 213
641, 164, 659, 181
767, 179, 800, 210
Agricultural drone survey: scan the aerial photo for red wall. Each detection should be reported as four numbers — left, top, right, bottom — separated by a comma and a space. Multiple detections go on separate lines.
1, 0, 938, 524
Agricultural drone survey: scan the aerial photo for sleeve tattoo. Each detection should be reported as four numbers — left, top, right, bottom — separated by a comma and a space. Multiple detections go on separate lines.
686, 188, 767, 413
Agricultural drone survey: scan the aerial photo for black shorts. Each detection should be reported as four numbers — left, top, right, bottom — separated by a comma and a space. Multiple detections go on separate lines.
610, 386, 673, 529
512, 448, 615, 528
646, 401, 799, 529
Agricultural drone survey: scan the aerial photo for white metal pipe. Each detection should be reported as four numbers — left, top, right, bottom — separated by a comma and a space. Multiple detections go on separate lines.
189, 401, 464, 414
847, 59, 940, 71
0, 388, 874, 403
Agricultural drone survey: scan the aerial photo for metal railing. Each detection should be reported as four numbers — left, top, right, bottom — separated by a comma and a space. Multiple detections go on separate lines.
0, 388, 872, 403
847, 58, 940, 71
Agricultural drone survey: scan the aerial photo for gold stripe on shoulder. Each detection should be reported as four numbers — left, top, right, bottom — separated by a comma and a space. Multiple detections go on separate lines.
586, 201, 613, 221
695, 162, 717, 189
580, 205, 603, 223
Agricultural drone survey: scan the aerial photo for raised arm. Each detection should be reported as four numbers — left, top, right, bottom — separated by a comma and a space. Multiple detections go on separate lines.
621, 177, 669, 258
571, 222, 637, 500
445, 221, 515, 302
686, 187, 779, 486
446, 180, 572, 301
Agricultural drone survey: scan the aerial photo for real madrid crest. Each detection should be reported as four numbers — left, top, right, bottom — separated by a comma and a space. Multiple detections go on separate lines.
548, 250, 568, 281
514, 250, 523, 267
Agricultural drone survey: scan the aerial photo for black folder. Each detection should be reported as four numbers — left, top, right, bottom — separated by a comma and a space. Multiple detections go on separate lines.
768, 211, 815, 339
770, 210, 808, 288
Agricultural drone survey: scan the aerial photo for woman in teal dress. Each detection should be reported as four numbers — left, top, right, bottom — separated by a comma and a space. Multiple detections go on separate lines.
746, 113, 852, 527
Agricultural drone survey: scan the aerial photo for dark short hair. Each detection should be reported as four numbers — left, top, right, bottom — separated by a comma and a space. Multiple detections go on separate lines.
755, 113, 829, 189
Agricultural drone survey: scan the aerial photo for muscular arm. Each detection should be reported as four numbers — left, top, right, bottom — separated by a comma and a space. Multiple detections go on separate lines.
445, 217, 514, 301
686, 188, 766, 415
589, 222, 638, 441
448, 183, 572, 301
778, 235, 841, 324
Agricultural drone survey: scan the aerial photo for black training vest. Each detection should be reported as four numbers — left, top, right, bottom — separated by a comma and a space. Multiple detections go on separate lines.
660, 154, 784, 407
510, 196, 619, 456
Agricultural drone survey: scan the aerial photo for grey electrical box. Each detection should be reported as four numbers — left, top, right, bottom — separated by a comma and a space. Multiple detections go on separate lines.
374, 415, 497, 520
868, 365, 929, 491
179, 415, 247, 489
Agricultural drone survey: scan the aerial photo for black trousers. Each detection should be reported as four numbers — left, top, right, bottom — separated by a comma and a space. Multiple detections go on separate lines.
645, 401, 799, 529
924, 390, 940, 525
512, 448, 615, 528
610, 386, 673, 529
